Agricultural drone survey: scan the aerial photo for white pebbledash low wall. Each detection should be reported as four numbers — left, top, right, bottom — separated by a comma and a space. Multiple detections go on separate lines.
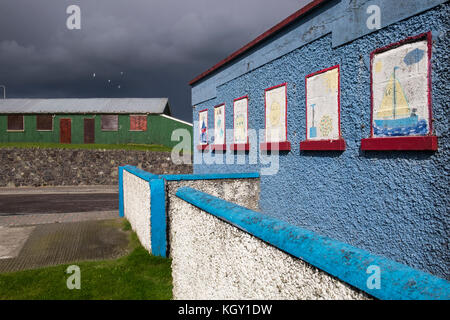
170, 189, 368, 300
119, 165, 260, 256
122, 169, 151, 252
119, 166, 450, 300
172, 187, 450, 300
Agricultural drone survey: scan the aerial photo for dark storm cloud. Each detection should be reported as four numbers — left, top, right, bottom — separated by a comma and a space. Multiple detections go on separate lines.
0, 0, 310, 121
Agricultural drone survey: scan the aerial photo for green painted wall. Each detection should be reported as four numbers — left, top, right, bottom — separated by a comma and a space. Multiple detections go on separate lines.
0, 114, 192, 148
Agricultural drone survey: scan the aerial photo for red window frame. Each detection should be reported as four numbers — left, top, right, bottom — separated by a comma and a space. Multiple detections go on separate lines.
361, 32, 437, 151
300, 65, 346, 151
211, 104, 226, 152
231, 96, 250, 152
197, 109, 209, 151
260, 83, 291, 151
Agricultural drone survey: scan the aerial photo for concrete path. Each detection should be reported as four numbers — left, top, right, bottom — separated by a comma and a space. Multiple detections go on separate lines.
0, 211, 118, 227
0, 226, 34, 259
0, 186, 126, 273
0, 219, 129, 273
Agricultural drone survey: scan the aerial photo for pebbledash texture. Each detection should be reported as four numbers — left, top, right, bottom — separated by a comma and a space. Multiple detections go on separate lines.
166, 179, 260, 212
169, 197, 369, 300
164, 177, 368, 299
123, 170, 151, 252
0, 148, 192, 187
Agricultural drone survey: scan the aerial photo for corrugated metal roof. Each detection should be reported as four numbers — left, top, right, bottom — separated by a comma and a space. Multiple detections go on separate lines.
0, 98, 170, 114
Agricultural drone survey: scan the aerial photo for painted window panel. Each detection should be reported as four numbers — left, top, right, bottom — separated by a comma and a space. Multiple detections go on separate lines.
101, 115, 119, 131
198, 109, 208, 145
36, 115, 53, 131
7, 115, 24, 131
265, 84, 287, 143
129, 115, 147, 131
214, 104, 225, 145
233, 97, 248, 145
306, 66, 340, 140
371, 37, 430, 137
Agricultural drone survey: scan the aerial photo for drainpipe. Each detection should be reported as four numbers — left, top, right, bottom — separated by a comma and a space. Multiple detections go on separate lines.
0, 85, 5, 99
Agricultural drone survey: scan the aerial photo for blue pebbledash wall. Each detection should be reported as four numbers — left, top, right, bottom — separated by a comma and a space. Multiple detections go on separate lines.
191, 2, 449, 280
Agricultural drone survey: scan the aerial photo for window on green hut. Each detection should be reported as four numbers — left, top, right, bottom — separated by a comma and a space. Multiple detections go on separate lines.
129, 115, 147, 131
36, 115, 53, 131
7, 115, 24, 131
101, 115, 119, 131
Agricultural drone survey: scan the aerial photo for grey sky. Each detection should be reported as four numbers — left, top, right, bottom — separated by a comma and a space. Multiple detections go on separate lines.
0, 0, 309, 121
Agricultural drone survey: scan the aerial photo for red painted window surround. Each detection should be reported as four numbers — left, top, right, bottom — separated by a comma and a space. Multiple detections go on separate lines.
361, 32, 437, 151
211, 144, 227, 152
230, 143, 250, 152
211, 103, 226, 152
260, 141, 292, 152
232, 95, 250, 153
300, 139, 346, 151
301, 65, 345, 151
196, 144, 209, 151
197, 108, 209, 152
261, 83, 291, 152
361, 136, 438, 151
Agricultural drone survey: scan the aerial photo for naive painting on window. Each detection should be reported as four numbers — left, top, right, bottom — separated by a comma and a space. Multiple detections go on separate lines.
214, 104, 225, 145
265, 84, 287, 143
198, 109, 208, 145
233, 96, 248, 145
306, 66, 340, 140
371, 35, 431, 137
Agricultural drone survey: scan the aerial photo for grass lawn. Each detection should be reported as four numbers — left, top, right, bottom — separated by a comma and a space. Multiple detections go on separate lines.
0, 221, 173, 300
0, 142, 172, 152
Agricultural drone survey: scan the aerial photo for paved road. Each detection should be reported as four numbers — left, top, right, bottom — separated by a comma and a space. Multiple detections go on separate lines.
0, 186, 118, 216
0, 193, 118, 216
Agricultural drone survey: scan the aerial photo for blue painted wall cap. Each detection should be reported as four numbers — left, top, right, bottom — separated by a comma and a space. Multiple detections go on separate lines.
123, 165, 259, 181
175, 187, 450, 300
150, 178, 167, 257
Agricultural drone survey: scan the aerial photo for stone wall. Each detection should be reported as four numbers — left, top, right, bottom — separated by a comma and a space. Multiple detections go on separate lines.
0, 148, 192, 187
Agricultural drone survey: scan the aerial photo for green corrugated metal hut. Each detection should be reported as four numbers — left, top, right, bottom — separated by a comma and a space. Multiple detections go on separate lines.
0, 98, 192, 148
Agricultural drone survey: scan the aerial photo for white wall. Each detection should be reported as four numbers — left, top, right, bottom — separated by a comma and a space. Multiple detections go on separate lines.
123, 170, 151, 252
169, 197, 370, 300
